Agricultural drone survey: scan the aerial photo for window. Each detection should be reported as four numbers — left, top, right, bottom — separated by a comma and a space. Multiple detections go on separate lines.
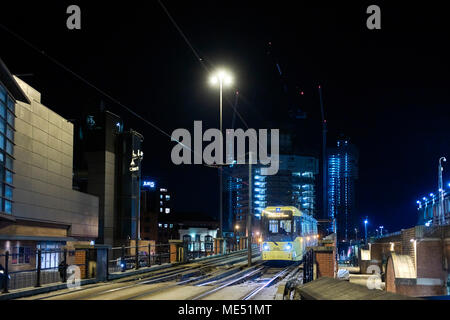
165, 195, 170, 200
169, 224, 173, 228
0, 85, 14, 214
5, 169, 12, 184
165, 208, 170, 214
0, 86, 5, 103
269, 220, 278, 233
158, 223, 162, 228
11, 247, 32, 265
4, 200, 12, 213
7, 97, 14, 113
6, 127, 13, 141
6, 140, 13, 155
5, 185, 12, 199
164, 224, 168, 228
6, 110, 14, 127
160, 195, 163, 199
160, 207, 163, 212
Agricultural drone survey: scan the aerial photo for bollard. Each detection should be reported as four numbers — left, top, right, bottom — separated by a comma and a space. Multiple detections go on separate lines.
3, 251, 9, 293
36, 249, 42, 287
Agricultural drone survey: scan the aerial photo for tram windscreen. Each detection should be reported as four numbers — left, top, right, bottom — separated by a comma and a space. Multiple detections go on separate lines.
263, 215, 293, 241
268, 219, 292, 235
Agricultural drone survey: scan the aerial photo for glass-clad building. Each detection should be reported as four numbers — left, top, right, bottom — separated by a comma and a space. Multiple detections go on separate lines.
0, 80, 16, 214
224, 154, 319, 236
327, 138, 359, 242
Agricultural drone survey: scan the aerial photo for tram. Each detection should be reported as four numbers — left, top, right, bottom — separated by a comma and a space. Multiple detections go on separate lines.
260, 206, 318, 262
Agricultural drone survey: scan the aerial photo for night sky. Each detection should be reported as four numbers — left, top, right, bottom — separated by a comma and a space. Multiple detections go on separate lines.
1, 1, 449, 233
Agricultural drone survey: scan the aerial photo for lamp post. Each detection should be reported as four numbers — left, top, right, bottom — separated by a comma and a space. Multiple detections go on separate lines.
210, 70, 233, 239
364, 218, 368, 243
129, 146, 143, 270
234, 224, 239, 251
438, 157, 446, 225
355, 228, 358, 241
379, 226, 384, 236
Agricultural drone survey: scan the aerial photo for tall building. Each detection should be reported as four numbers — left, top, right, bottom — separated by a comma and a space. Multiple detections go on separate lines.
140, 178, 172, 242
225, 154, 319, 236
0, 59, 99, 269
73, 108, 143, 246
327, 137, 359, 242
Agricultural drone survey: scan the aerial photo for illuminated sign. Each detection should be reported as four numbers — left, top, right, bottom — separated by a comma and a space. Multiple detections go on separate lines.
142, 181, 155, 188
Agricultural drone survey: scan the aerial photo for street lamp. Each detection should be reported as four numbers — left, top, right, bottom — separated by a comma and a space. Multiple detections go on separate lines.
438, 157, 446, 225
210, 69, 233, 239
379, 226, 384, 236
364, 218, 368, 243
130, 147, 143, 270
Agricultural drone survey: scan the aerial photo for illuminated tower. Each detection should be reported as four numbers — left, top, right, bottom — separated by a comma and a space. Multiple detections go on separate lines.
327, 137, 359, 242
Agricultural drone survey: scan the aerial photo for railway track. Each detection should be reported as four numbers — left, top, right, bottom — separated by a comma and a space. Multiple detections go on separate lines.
189, 262, 302, 301
25, 248, 261, 300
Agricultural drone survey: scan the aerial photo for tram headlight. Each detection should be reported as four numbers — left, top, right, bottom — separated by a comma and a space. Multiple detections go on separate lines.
263, 243, 270, 251
284, 243, 292, 251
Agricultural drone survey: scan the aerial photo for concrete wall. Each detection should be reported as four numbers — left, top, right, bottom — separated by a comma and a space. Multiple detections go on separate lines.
85, 150, 116, 245
12, 77, 98, 240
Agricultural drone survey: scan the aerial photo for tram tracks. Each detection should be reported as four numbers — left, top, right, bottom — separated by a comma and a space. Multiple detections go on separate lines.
28, 248, 260, 300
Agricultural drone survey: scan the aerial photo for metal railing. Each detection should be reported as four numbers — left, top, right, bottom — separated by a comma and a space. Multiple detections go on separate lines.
108, 243, 170, 274
184, 240, 215, 260
0, 248, 93, 293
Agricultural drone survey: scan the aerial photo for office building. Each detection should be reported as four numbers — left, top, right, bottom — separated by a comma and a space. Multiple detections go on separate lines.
225, 153, 319, 236
73, 108, 143, 246
0, 59, 99, 270
140, 178, 172, 242
327, 137, 359, 242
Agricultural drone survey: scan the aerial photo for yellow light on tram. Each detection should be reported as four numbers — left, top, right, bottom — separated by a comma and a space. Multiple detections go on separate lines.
258, 237, 262, 243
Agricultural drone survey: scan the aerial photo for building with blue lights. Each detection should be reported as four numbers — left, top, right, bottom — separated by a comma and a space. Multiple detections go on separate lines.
327, 138, 359, 242
140, 178, 173, 242
224, 154, 319, 236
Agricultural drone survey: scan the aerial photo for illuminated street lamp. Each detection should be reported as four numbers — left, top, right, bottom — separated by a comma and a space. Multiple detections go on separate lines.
438, 157, 446, 225
209, 69, 233, 239
364, 218, 368, 243
379, 226, 384, 236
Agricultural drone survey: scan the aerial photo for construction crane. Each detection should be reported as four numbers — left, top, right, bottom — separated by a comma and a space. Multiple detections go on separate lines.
266, 41, 331, 232
266, 41, 306, 119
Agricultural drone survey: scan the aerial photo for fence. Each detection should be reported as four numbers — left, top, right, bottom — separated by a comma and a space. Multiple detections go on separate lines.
0, 248, 93, 293
303, 248, 315, 284
184, 240, 215, 260
0, 237, 257, 293
108, 243, 170, 274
